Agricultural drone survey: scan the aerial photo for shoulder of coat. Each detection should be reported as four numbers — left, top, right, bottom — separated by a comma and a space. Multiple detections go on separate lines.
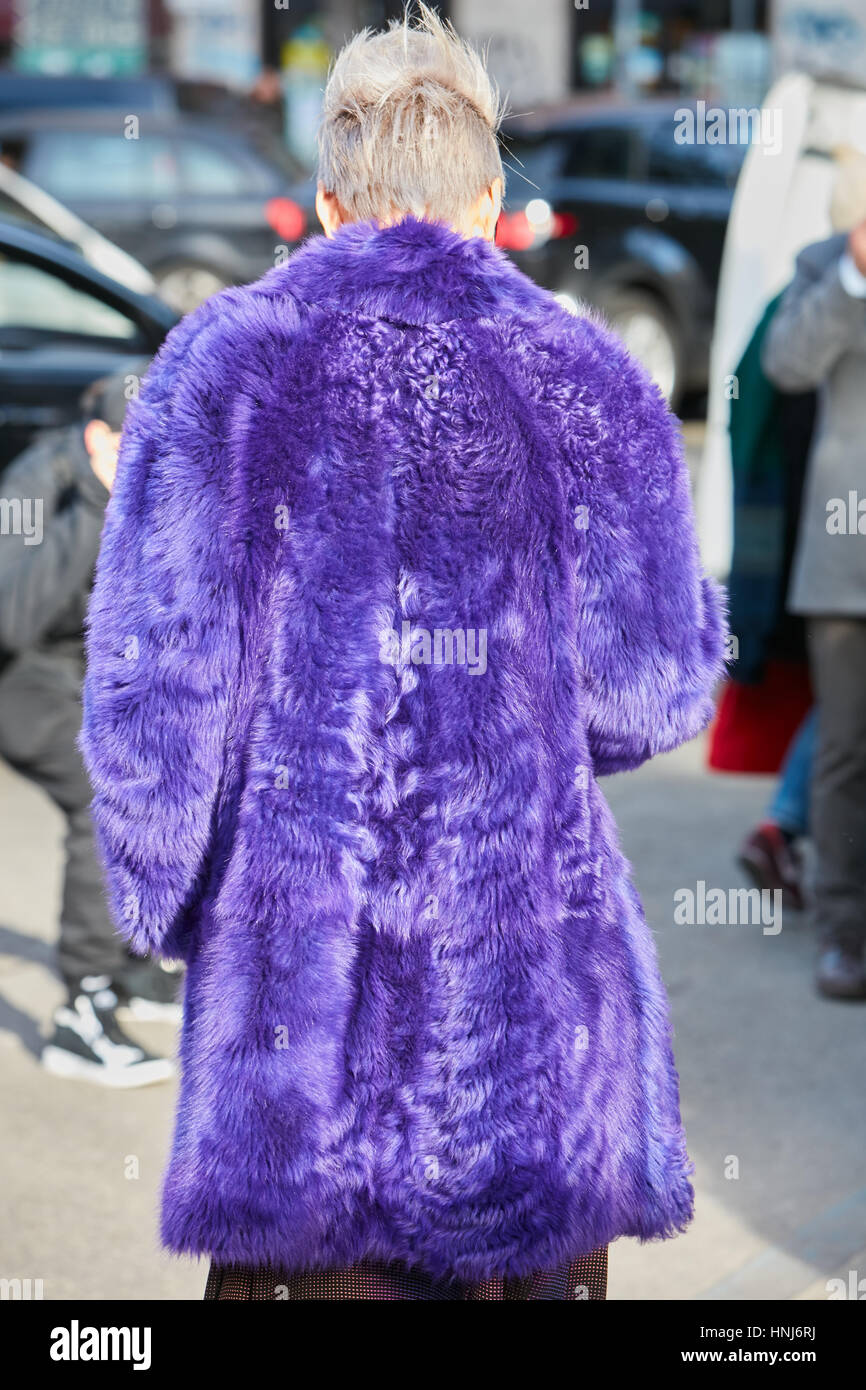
796, 231, 848, 274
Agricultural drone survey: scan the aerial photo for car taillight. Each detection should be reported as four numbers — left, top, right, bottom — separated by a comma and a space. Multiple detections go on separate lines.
495, 210, 535, 251
496, 205, 579, 250
551, 211, 579, 238
266, 197, 306, 242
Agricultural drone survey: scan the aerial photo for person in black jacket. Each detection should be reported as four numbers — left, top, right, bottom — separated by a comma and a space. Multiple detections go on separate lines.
0, 364, 178, 1085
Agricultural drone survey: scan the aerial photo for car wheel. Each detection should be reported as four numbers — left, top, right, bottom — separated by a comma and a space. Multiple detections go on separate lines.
597, 289, 683, 409
154, 263, 230, 315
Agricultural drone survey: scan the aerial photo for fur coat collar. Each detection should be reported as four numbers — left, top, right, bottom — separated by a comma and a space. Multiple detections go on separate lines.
275, 215, 553, 324
82, 217, 726, 1281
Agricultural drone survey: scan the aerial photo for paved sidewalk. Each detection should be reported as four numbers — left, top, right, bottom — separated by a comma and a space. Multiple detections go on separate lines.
1, 732, 864, 1301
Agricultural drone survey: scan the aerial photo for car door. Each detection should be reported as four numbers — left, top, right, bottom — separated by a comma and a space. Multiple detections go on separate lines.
0, 235, 172, 470
554, 122, 651, 287
637, 119, 742, 292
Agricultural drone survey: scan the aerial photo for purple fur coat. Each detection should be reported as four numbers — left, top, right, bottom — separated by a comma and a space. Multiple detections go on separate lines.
81, 216, 726, 1281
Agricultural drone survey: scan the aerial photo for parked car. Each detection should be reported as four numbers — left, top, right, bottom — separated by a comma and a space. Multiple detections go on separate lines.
0, 109, 315, 313
0, 71, 256, 120
497, 100, 748, 407
0, 220, 177, 470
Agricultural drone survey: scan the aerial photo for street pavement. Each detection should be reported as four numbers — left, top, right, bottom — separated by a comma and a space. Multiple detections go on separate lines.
2, 727, 864, 1302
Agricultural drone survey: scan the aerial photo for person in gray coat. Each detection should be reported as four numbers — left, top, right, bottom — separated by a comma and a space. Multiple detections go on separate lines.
762, 174, 866, 999
0, 366, 179, 1082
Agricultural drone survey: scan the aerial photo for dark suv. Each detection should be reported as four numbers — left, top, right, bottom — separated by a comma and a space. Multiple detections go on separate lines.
498, 100, 747, 407
0, 109, 315, 313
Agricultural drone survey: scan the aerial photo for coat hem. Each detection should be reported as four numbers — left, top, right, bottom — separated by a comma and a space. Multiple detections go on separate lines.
159, 1176, 694, 1284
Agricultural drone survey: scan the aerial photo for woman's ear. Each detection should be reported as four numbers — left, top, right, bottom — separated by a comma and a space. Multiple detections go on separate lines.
316, 185, 345, 237
471, 178, 503, 241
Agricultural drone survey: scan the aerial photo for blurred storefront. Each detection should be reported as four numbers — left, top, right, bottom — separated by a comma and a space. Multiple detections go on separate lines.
166, 0, 261, 88
9, 1, 856, 130
0, 0, 13, 66
566, 1, 773, 104
451, 1, 772, 107
10, 0, 152, 74
452, 0, 571, 107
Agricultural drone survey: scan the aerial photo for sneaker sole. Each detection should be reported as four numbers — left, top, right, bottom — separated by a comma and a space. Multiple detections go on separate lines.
815, 978, 866, 1001
41, 1046, 175, 1088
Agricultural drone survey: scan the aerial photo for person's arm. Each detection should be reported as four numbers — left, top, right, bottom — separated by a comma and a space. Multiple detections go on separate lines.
761, 240, 866, 392
553, 316, 727, 776
80, 298, 245, 960
0, 434, 107, 653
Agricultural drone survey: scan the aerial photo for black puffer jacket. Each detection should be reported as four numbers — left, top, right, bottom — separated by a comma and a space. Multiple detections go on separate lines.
0, 425, 109, 674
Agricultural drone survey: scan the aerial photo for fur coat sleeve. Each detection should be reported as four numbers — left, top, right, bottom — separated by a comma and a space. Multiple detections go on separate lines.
546, 314, 727, 775
80, 296, 248, 959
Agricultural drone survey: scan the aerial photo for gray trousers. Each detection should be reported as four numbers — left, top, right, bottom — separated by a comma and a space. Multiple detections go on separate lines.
0, 649, 126, 986
807, 617, 866, 951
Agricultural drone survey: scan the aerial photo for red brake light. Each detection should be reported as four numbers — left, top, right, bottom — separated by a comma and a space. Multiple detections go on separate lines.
266, 197, 306, 242
495, 210, 535, 251
551, 211, 579, 238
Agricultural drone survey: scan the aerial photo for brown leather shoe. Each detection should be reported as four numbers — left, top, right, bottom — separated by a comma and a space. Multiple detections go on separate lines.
816, 946, 866, 1000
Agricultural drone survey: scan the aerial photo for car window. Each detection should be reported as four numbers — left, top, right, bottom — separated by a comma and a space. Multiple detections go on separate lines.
176, 138, 248, 195
563, 126, 638, 180
246, 127, 310, 185
0, 251, 138, 340
645, 123, 747, 188
26, 131, 178, 201
501, 134, 567, 198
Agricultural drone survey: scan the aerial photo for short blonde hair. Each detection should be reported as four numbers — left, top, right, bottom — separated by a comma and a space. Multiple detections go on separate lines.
318, 2, 505, 226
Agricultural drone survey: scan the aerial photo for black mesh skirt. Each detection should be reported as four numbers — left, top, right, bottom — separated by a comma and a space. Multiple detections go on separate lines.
204, 1247, 608, 1301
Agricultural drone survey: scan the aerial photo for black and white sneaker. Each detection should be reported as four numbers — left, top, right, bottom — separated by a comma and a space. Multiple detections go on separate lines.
114, 957, 184, 1025
41, 977, 175, 1088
